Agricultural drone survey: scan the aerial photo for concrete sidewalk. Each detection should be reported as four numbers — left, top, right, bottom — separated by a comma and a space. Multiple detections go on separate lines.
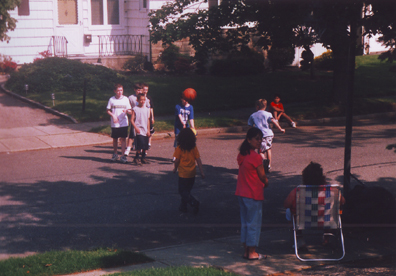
60, 227, 395, 276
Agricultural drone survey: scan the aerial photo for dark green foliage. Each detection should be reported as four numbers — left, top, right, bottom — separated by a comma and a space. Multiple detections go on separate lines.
267, 47, 295, 70
314, 51, 334, 71
174, 56, 193, 73
159, 44, 181, 71
5, 57, 130, 95
0, 0, 19, 42
209, 49, 265, 76
123, 54, 147, 72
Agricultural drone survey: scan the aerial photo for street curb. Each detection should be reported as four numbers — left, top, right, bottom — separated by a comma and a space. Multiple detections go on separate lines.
0, 77, 78, 124
151, 125, 251, 140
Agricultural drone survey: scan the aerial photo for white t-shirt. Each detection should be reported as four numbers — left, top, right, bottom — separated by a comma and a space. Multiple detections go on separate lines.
106, 96, 131, 128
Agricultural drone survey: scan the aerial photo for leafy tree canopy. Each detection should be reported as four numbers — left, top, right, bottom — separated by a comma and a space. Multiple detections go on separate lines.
150, 0, 396, 102
150, 0, 395, 60
0, 0, 19, 42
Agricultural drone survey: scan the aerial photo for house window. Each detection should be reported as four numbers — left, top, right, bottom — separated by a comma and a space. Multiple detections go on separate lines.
91, 0, 104, 25
91, 0, 120, 25
58, 0, 78, 25
18, 0, 30, 16
140, 0, 147, 10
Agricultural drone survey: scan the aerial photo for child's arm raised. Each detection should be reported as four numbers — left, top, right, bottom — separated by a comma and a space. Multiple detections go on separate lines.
196, 157, 205, 179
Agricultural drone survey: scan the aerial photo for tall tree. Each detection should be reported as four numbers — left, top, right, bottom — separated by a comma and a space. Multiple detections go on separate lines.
150, 0, 396, 103
0, 0, 20, 42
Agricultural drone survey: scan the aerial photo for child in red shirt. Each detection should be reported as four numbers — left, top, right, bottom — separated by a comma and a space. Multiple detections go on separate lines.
270, 94, 296, 128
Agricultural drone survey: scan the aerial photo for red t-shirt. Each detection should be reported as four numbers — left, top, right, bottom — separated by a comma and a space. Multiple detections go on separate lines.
270, 101, 284, 112
235, 150, 265, 201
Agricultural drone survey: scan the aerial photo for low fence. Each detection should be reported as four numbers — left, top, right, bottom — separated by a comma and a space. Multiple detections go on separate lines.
98, 35, 144, 57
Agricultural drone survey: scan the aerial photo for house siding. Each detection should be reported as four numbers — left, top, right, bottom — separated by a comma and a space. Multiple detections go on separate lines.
1, 0, 55, 64
0, 0, 150, 65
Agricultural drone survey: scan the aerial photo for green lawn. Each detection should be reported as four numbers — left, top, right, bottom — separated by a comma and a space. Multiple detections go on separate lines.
0, 248, 153, 276
5, 55, 395, 123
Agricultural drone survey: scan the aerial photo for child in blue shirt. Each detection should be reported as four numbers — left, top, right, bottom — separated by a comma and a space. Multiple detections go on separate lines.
174, 93, 195, 149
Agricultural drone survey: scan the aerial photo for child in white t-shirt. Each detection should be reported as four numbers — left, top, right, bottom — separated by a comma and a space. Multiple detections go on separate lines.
106, 84, 131, 163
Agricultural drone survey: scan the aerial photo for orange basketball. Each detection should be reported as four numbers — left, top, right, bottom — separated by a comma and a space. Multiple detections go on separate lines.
182, 88, 197, 102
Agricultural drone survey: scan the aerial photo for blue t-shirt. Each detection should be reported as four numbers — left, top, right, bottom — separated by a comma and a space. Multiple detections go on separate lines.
174, 104, 194, 134
248, 110, 274, 137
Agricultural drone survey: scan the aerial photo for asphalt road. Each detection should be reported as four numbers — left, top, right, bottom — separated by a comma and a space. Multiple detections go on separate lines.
1, 119, 395, 261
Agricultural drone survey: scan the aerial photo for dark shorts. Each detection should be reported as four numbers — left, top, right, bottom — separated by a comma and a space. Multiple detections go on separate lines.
135, 134, 149, 150
111, 126, 128, 139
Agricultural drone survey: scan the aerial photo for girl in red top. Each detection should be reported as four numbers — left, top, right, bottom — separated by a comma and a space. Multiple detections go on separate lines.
235, 127, 269, 260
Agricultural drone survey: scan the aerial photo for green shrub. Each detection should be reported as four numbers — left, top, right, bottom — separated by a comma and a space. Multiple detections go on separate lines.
314, 50, 334, 70
174, 56, 193, 73
159, 44, 181, 71
209, 49, 265, 76
6, 57, 130, 95
267, 47, 295, 70
123, 54, 147, 72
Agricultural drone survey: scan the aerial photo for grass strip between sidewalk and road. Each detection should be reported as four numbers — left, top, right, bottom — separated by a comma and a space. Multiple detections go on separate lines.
89, 117, 246, 136
0, 248, 152, 276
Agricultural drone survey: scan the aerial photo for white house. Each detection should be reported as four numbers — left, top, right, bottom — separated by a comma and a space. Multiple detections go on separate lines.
0, 0, 152, 67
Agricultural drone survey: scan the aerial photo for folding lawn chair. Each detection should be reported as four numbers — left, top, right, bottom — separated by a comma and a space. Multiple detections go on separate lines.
293, 184, 345, 261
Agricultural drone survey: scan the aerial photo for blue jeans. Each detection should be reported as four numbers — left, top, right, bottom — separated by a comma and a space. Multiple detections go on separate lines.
238, 196, 263, 247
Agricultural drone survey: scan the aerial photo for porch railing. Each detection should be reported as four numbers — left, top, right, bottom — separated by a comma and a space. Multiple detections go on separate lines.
52, 36, 68, 57
98, 35, 144, 57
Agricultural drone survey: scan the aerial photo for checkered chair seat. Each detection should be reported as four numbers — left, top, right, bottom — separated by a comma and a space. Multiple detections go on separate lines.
295, 185, 341, 230
292, 184, 345, 262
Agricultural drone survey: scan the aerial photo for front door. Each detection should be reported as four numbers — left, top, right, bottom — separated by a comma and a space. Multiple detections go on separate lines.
55, 0, 84, 56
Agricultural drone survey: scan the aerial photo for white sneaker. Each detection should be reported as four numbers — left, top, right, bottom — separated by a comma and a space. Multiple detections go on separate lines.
124, 148, 130, 156
291, 122, 296, 128
111, 154, 118, 161
120, 155, 127, 163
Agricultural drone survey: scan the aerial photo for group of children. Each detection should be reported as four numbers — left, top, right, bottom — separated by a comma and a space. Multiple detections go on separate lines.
107, 84, 203, 214
106, 82, 154, 166
107, 88, 343, 254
